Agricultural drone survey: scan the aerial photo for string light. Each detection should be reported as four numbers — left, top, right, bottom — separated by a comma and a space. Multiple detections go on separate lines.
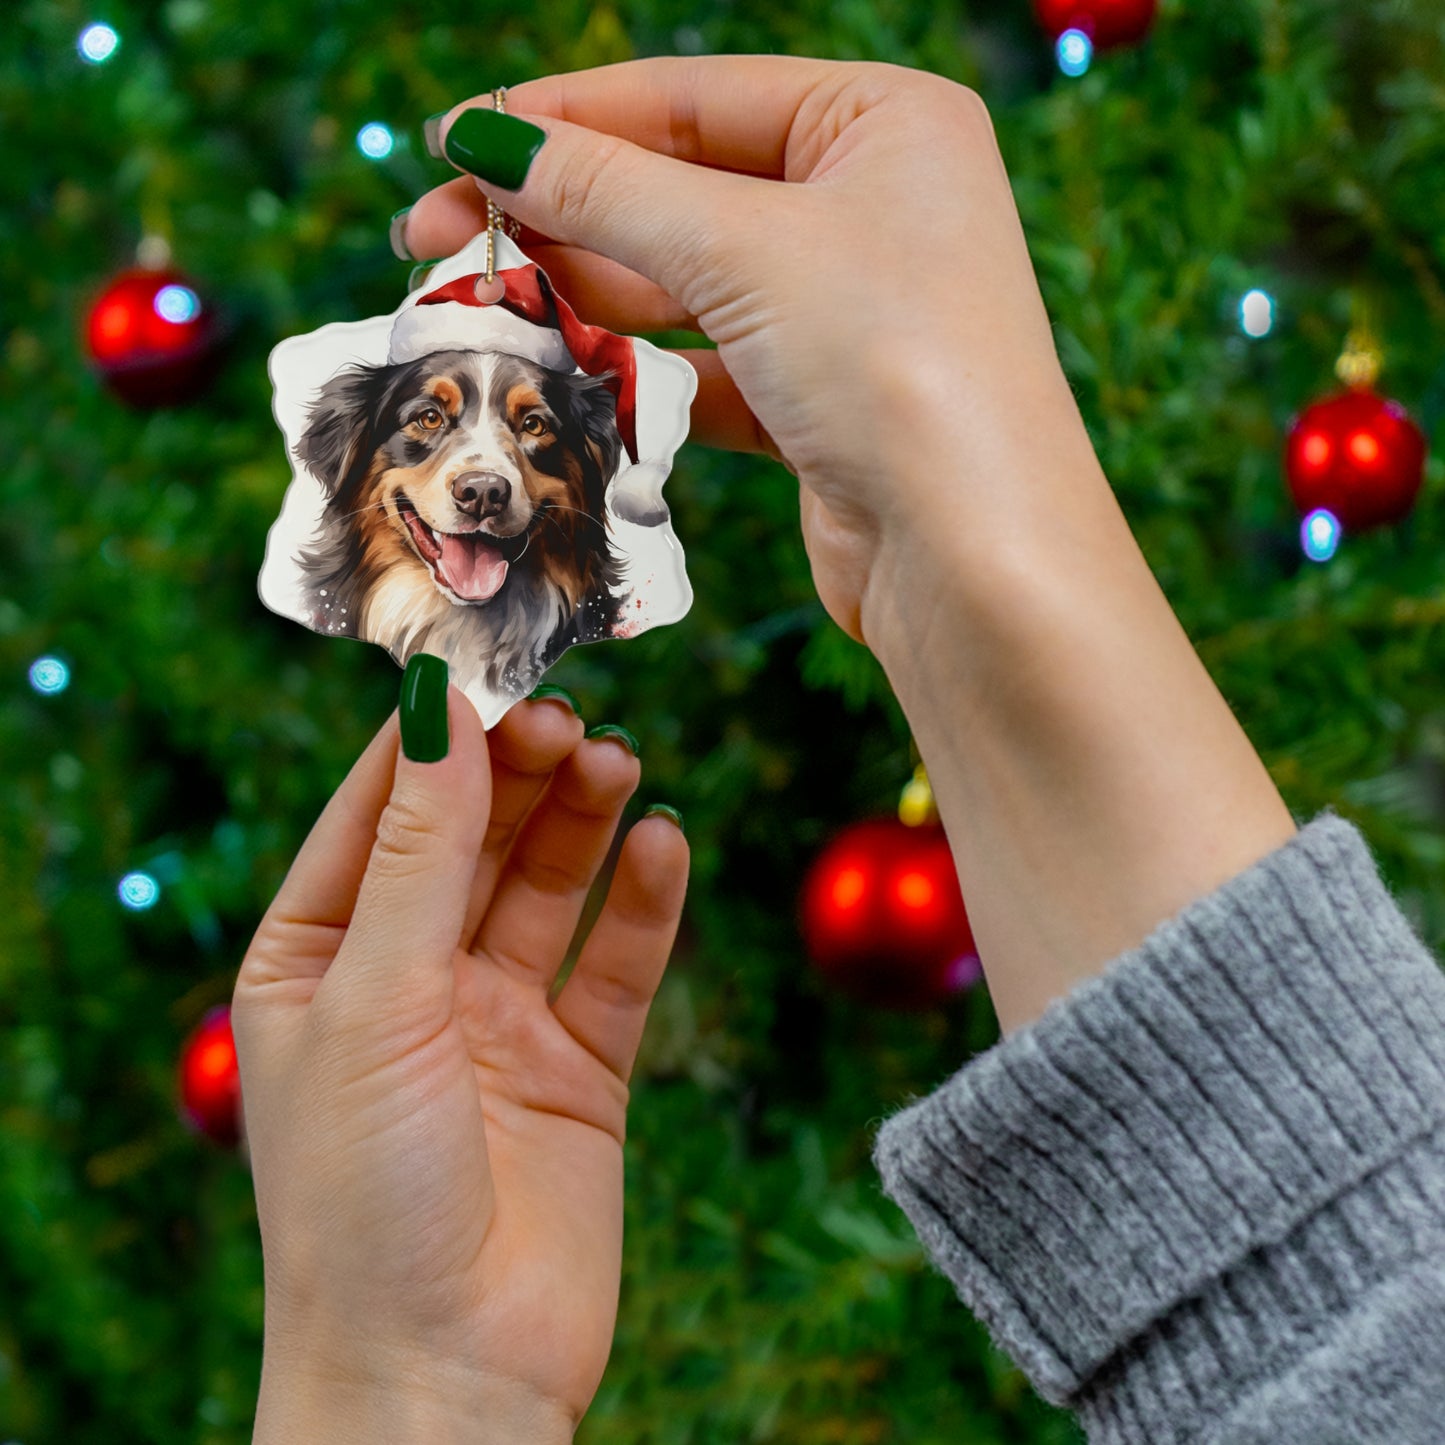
1057, 29, 1093, 76
28, 657, 70, 695
356, 122, 395, 159
1240, 289, 1274, 338
118, 871, 161, 910
78, 22, 120, 64
1301, 508, 1341, 563
153, 284, 201, 324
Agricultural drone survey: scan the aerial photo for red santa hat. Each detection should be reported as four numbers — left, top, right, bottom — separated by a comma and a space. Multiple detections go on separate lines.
389, 263, 640, 465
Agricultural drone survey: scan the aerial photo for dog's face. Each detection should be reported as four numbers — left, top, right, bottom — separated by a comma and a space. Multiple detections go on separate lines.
297, 348, 621, 605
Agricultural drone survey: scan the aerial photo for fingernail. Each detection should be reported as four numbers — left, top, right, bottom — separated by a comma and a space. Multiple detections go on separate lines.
400, 653, 450, 762
585, 723, 639, 756
527, 683, 581, 716
644, 803, 684, 834
443, 107, 546, 191
423, 111, 447, 160
389, 207, 413, 261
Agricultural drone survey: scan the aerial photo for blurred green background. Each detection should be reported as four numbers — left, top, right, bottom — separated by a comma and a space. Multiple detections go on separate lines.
4, 0, 1445, 1440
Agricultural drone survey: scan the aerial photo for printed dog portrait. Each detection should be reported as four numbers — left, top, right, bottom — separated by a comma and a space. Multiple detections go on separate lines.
262, 237, 696, 726
295, 347, 624, 698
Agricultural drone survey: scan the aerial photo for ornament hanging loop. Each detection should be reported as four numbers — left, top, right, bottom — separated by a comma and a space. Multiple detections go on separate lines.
898, 763, 939, 827
1336, 294, 1383, 391
481, 86, 523, 294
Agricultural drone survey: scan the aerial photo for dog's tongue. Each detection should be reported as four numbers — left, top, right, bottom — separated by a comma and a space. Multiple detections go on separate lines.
437, 533, 508, 602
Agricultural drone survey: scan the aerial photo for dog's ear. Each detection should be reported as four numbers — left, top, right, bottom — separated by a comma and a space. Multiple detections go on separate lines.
566, 374, 624, 492
295, 365, 387, 498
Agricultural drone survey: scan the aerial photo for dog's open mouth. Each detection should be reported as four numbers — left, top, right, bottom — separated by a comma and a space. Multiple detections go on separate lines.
395, 495, 526, 603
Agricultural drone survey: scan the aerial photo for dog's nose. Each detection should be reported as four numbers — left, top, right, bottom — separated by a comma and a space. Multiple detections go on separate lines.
450, 470, 512, 519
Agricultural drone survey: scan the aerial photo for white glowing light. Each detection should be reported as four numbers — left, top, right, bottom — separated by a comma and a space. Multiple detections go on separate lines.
1057, 29, 1093, 77
154, 284, 201, 324
78, 23, 120, 64
118, 871, 161, 910
357, 123, 395, 159
1301, 508, 1341, 563
1240, 289, 1275, 338
29, 657, 71, 694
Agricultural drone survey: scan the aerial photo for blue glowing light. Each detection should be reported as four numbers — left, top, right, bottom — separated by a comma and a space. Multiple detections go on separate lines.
118, 871, 161, 910
153, 284, 201, 324
1240, 288, 1275, 338
1301, 508, 1341, 563
1057, 28, 1093, 77
357, 122, 395, 160
78, 22, 120, 64
28, 657, 70, 695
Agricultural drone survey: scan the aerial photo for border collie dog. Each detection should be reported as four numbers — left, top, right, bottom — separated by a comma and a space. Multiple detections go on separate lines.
294, 347, 624, 699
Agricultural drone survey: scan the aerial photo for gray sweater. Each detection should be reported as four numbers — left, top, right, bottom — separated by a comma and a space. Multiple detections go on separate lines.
870, 812, 1445, 1442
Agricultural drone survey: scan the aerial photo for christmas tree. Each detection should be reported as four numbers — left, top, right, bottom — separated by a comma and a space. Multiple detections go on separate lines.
3, 1, 1443, 1441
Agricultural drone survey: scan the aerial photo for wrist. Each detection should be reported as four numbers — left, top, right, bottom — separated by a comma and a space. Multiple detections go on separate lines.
855, 336, 1114, 672
253, 1344, 575, 1445
855, 409, 1294, 1034
859, 424, 1116, 683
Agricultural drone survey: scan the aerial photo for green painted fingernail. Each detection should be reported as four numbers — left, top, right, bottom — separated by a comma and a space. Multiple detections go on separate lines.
389, 207, 413, 261
527, 684, 581, 716
443, 107, 546, 191
585, 723, 639, 756
400, 653, 449, 762
423, 112, 447, 160
644, 804, 684, 834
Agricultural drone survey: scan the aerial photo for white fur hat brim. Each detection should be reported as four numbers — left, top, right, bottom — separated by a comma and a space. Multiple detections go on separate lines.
389, 299, 574, 370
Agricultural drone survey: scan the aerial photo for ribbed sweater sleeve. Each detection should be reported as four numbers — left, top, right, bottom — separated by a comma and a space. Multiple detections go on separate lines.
870, 811, 1445, 1443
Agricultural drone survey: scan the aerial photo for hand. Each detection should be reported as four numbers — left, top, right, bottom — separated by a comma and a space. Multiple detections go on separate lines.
232, 690, 688, 1441
405, 60, 1295, 1039
402, 56, 1096, 645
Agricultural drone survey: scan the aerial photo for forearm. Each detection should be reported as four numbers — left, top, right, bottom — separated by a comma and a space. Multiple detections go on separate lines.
859, 377, 1296, 1035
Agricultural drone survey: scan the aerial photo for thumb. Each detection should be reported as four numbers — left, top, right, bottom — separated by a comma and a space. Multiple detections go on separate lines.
441, 105, 756, 316
325, 656, 491, 1023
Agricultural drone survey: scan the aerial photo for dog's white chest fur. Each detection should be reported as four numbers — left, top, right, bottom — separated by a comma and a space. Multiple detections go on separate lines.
361, 560, 574, 696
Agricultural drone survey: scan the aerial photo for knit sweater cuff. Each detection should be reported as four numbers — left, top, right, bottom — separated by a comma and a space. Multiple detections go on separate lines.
870, 812, 1445, 1412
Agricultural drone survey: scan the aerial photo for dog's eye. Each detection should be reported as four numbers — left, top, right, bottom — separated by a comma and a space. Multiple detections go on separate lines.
417, 406, 445, 431
521, 414, 550, 437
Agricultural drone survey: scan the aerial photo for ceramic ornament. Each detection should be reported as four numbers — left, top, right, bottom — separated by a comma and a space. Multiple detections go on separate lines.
261, 231, 696, 726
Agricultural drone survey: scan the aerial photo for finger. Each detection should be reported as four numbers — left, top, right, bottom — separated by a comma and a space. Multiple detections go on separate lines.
471, 733, 642, 990
496, 245, 699, 334
435, 103, 761, 311
237, 713, 403, 993
550, 813, 689, 1084
400, 174, 554, 256
460, 694, 587, 949
671, 348, 787, 462
400, 181, 700, 333
502, 56, 857, 177
323, 684, 492, 1023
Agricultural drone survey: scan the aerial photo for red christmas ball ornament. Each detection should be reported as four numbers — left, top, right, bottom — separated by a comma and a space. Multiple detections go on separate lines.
800, 818, 981, 1011
1285, 388, 1427, 533
178, 1005, 242, 1147
85, 267, 222, 407
1034, 0, 1157, 49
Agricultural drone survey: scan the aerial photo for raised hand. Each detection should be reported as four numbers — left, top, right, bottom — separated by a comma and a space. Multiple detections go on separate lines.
233, 684, 687, 1442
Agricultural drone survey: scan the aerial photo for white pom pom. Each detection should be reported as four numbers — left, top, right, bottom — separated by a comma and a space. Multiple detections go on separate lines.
608, 461, 672, 526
